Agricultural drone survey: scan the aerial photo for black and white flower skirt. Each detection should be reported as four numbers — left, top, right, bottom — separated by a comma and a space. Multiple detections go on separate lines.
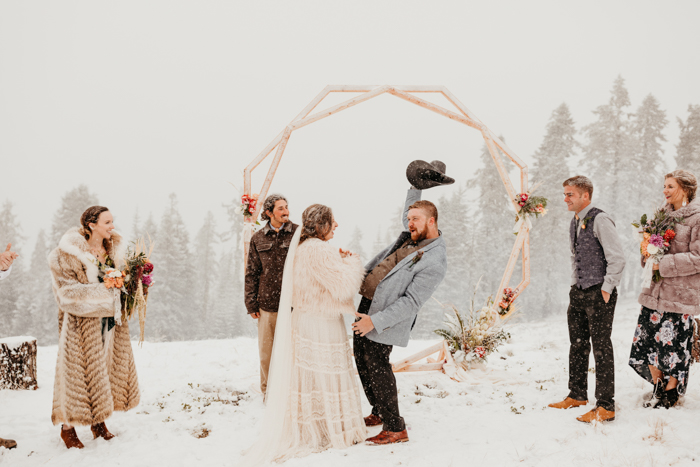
629, 306, 694, 395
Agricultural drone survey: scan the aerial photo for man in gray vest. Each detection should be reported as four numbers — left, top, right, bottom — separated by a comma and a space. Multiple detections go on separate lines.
548, 176, 625, 423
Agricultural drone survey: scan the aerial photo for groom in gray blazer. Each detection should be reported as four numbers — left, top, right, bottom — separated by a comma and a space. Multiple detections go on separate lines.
352, 187, 448, 445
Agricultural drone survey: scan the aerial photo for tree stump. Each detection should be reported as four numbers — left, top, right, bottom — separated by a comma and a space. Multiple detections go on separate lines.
0, 336, 38, 390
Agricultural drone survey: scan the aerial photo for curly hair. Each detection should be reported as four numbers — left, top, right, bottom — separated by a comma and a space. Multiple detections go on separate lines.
260, 194, 287, 222
666, 169, 697, 202
299, 204, 334, 244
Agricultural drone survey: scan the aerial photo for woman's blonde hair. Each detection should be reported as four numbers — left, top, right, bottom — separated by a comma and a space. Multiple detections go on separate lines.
665, 170, 697, 202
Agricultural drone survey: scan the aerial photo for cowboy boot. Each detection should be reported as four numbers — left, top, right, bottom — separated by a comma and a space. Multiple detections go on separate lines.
643, 380, 665, 408
548, 397, 588, 409
91, 422, 115, 440
60, 426, 84, 449
576, 406, 615, 423
0, 437, 17, 450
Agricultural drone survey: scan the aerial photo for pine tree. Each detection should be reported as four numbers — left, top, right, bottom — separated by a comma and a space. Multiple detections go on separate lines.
468, 139, 515, 300
632, 94, 668, 209
223, 196, 256, 338
371, 229, 385, 259
131, 209, 142, 242
582, 76, 640, 296
527, 103, 577, 316
24, 230, 57, 344
676, 104, 700, 175
147, 194, 194, 341
50, 185, 99, 249
210, 248, 238, 338
192, 211, 219, 339
0, 201, 25, 336
347, 226, 366, 262
582, 76, 636, 222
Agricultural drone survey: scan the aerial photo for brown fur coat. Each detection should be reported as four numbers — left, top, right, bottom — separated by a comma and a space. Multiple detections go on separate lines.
48, 227, 140, 426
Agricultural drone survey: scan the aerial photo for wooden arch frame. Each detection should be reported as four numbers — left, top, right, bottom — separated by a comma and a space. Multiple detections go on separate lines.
243, 85, 531, 318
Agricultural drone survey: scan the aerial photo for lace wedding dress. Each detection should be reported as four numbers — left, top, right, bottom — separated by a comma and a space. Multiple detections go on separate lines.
242, 231, 367, 464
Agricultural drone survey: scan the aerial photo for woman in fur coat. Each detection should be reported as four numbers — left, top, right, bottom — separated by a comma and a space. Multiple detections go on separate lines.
630, 170, 700, 408
243, 204, 366, 464
48, 206, 140, 449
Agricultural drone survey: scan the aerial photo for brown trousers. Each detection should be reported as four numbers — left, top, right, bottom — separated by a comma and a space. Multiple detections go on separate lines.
257, 309, 278, 395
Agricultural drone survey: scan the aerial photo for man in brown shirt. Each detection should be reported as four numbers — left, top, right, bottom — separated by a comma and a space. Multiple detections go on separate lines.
244, 194, 298, 397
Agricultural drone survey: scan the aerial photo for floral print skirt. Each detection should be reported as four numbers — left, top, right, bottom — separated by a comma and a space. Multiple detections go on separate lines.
629, 306, 695, 395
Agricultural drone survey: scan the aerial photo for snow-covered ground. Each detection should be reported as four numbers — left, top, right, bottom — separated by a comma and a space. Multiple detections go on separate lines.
1, 298, 699, 467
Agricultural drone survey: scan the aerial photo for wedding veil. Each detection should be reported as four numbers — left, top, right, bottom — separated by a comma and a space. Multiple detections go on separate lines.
240, 227, 301, 465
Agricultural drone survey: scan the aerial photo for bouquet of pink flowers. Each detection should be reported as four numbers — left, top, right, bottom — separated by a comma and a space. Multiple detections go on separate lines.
632, 209, 683, 287
512, 190, 548, 234
497, 287, 516, 316
121, 238, 155, 344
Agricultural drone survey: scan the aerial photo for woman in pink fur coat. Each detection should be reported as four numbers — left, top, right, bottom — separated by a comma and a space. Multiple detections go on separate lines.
630, 170, 699, 409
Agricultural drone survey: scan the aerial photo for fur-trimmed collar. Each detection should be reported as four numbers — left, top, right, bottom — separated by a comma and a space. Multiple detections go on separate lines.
663, 196, 700, 219
57, 227, 126, 284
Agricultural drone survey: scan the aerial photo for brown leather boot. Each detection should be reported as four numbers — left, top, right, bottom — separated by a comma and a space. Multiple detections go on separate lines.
576, 406, 615, 423
91, 422, 115, 440
366, 429, 409, 445
0, 437, 17, 450
548, 397, 588, 409
60, 426, 84, 449
364, 414, 383, 427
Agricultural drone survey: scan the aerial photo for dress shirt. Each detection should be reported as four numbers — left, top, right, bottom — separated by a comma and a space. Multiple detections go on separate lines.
570, 204, 626, 294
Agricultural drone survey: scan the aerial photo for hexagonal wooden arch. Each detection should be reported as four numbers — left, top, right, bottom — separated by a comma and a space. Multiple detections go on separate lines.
243, 85, 531, 325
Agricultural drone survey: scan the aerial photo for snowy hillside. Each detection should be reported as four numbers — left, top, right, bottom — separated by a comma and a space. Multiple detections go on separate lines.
1, 298, 699, 467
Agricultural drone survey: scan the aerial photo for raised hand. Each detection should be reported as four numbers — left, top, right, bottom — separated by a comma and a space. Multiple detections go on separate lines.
0, 243, 18, 271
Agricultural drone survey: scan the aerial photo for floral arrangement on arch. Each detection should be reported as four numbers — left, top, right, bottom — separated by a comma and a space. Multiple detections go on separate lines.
236, 194, 259, 218
632, 209, 683, 286
434, 281, 514, 369
511, 183, 548, 233
496, 287, 517, 316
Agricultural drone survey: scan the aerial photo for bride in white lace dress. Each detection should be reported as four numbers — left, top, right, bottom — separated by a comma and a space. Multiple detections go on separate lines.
242, 204, 367, 464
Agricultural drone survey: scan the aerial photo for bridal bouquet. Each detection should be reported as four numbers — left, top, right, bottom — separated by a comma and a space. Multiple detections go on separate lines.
512, 185, 548, 234
121, 237, 155, 344
632, 209, 683, 288
102, 268, 125, 289
434, 282, 512, 369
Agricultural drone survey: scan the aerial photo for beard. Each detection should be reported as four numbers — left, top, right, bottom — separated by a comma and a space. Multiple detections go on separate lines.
271, 213, 289, 225
410, 225, 429, 242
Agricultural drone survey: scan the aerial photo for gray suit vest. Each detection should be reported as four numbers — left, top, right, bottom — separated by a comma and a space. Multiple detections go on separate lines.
570, 207, 607, 289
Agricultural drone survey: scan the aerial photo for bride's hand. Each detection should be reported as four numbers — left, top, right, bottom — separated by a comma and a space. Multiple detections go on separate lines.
339, 248, 353, 258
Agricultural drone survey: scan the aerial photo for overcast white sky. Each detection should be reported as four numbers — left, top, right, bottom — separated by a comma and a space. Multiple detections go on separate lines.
2, 1, 699, 255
